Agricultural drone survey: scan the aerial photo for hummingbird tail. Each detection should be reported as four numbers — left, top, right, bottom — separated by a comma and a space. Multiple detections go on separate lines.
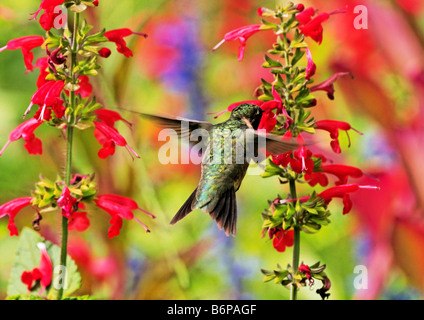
170, 188, 198, 225
209, 187, 237, 237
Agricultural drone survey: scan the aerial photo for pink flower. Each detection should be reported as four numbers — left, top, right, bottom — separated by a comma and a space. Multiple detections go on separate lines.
25, 80, 65, 120
30, 0, 65, 31
310, 72, 353, 100
315, 120, 363, 153
0, 36, 44, 72
94, 194, 154, 238
0, 197, 33, 236
104, 28, 147, 58
21, 242, 53, 293
305, 48, 316, 81
212, 24, 266, 61
0, 118, 43, 156
305, 164, 363, 187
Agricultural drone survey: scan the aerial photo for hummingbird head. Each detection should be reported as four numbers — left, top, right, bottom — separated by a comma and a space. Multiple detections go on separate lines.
230, 103, 263, 130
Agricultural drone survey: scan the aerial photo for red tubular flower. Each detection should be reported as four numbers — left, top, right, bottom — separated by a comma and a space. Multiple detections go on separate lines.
299, 264, 314, 285
57, 186, 78, 219
260, 82, 293, 129
270, 228, 294, 252
95, 108, 132, 128
21, 242, 53, 293
296, 7, 344, 44
25, 80, 65, 120
0, 197, 33, 236
104, 28, 147, 58
304, 172, 329, 187
315, 120, 363, 153
305, 48, 316, 81
321, 164, 363, 185
0, 118, 43, 156
318, 184, 379, 214
212, 24, 268, 61
310, 72, 353, 100
258, 110, 277, 132
34, 57, 50, 88
93, 121, 139, 160
291, 146, 314, 174
75, 75, 92, 98
68, 203, 90, 232
98, 47, 111, 58
94, 194, 154, 238
0, 36, 44, 72
30, 0, 65, 31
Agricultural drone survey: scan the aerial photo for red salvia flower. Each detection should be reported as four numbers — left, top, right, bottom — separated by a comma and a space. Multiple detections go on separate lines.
30, 0, 65, 31
57, 186, 78, 219
0, 118, 43, 156
68, 203, 90, 232
98, 47, 111, 58
310, 72, 353, 100
270, 228, 294, 252
93, 120, 139, 160
0, 197, 33, 236
0, 36, 44, 72
318, 184, 379, 215
94, 194, 154, 238
299, 264, 314, 285
212, 24, 267, 61
305, 48, 316, 80
315, 120, 363, 153
25, 80, 65, 120
75, 75, 92, 98
34, 57, 50, 88
260, 82, 293, 129
21, 242, 53, 293
104, 28, 148, 58
296, 7, 345, 44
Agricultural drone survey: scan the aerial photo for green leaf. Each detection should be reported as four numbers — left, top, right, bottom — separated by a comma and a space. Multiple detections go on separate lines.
7, 228, 81, 300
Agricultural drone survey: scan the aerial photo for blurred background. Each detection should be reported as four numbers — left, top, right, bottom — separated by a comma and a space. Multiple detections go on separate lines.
0, 0, 423, 300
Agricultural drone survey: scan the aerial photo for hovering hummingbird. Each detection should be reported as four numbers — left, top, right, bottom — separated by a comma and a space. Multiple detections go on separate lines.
138, 103, 300, 236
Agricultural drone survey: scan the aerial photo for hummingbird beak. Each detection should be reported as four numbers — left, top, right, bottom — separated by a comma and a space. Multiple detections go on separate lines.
242, 117, 254, 129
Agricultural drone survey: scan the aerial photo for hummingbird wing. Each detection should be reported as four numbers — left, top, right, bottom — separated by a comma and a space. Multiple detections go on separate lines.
137, 113, 213, 140
247, 131, 302, 156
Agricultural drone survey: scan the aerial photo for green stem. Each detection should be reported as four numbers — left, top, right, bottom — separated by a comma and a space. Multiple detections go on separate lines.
57, 11, 79, 300
289, 178, 300, 300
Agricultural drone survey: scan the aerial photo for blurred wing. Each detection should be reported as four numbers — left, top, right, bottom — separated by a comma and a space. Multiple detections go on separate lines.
138, 113, 213, 140
251, 131, 302, 155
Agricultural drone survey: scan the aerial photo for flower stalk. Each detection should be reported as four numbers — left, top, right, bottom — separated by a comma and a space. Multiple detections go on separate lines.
289, 178, 300, 300
58, 10, 79, 301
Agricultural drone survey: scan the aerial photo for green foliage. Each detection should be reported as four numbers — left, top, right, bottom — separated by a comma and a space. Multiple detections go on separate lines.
6, 228, 81, 299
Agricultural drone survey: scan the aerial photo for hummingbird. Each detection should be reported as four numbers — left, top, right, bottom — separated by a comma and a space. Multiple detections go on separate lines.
138, 103, 300, 236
